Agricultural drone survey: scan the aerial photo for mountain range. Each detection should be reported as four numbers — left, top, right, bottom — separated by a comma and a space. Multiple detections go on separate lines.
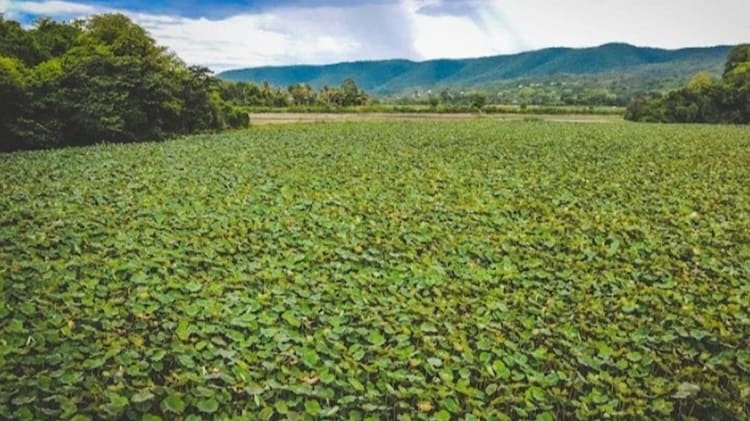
218, 43, 732, 95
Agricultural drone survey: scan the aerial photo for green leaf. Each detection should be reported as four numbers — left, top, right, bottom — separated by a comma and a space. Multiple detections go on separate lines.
305, 400, 321, 416
526, 386, 546, 403
672, 383, 700, 399
131, 391, 155, 403
536, 412, 555, 421
176, 320, 190, 341
104, 393, 129, 415
492, 360, 510, 378
282, 311, 301, 327
161, 394, 185, 414
349, 378, 365, 392
184, 281, 203, 292
367, 330, 386, 346
443, 398, 459, 413
196, 398, 219, 413
300, 347, 319, 367
421, 323, 438, 333
597, 343, 614, 359
434, 410, 451, 421
275, 401, 289, 414
258, 406, 274, 420
626, 351, 642, 362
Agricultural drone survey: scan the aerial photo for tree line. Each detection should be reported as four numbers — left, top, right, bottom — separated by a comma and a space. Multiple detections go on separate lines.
218, 78, 370, 108
0, 14, 249, 152
625, 45, 750, 124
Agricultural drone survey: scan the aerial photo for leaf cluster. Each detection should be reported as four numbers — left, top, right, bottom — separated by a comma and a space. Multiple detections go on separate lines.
1, 121, 749, 419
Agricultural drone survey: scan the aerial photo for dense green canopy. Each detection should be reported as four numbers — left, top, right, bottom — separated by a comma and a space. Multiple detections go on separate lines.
0, 14, 248, 152
625, 45, 750, 124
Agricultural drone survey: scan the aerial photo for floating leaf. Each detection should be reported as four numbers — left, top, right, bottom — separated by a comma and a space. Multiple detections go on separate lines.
132, 391, 155, 403
367, 331, 386, 346
161, 394, 185, 414
176, 320, 190, 341
196, 398, 219, 414
282, 311, 301, 328
434, 410, 451, 421
428, 358, 443, 368
300, 347, 319, 367
305, 400, 321, 416
349, 378, 365, 392
672, 383, 700, 399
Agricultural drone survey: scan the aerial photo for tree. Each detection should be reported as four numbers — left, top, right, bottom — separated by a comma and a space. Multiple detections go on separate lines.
687, 72, 714, 93
288, 83, 314, 106
469, 92, 487, 110
0, 13, 248, 151
340, 78, 368, 106
30, 18, 79, 60
724, 44, 750, 77
0, 17, 42, 65
0, 56, 29, 151
626, 45, 750, 124
428, 95, 440, 108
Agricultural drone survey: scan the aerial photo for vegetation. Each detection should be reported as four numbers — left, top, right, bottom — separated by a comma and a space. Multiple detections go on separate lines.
219, 78, 370, 108
2, 120, 749, 419
218, 43, 731, 98
237, 103, 624, 116
625, 44, 750, 123
0, 14, 248, 152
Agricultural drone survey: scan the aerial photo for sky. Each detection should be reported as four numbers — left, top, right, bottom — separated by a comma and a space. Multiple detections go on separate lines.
1, 0, 749, 71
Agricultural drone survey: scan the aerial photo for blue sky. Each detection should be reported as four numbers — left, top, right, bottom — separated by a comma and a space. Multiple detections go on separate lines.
2, 0, 749, 70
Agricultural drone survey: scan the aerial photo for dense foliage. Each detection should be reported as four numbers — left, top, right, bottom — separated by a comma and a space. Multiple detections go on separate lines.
625, 44, 750, 123
1, 121, 749, 419
219, 78, 370, 108
0, 14, 248, 152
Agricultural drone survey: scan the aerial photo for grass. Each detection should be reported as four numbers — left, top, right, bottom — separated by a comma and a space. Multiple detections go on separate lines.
1, 120, 749, 419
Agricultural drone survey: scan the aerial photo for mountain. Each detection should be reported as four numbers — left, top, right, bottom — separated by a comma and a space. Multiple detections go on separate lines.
218, 43, 732, 95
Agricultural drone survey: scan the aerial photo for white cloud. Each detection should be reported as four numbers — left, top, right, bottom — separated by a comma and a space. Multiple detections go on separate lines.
4, 0, 750, 70
8, 0, 100, 16
407, 0, 526, 59
129, 2, 417, 70
492, 0, 750, 51
132, 13, 292, 69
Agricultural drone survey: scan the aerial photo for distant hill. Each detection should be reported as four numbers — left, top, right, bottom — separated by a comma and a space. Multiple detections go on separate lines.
218, 43, 732, 95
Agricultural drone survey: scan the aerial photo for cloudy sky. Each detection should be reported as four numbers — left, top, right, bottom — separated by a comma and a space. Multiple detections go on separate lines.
2, 0, 749, 70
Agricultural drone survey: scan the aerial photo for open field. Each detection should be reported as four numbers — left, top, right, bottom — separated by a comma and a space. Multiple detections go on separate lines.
1, 121, 749, 419
241, 105, 627, 116
248, 113, 622, 125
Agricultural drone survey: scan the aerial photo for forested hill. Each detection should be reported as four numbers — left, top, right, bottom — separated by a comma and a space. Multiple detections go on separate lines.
219, 43, 732, 94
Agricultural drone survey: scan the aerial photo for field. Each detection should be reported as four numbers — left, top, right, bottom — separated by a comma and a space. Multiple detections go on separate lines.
1, 120, 749, 419
247, 113, 621, 125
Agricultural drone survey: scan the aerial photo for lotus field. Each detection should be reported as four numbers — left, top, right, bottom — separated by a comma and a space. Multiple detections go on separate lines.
1, 120, 749, 419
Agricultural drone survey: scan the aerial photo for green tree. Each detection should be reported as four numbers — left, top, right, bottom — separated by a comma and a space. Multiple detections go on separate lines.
0, 13, 247, 151
723, 44, 750, 77
0, 17, 42, 65
469, 92, 487, 110
0, 56, 29, 150
341, 78, 368, 106
428, 94, 440, 108
288, 83, 314, 106
626, 44, 750, 124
